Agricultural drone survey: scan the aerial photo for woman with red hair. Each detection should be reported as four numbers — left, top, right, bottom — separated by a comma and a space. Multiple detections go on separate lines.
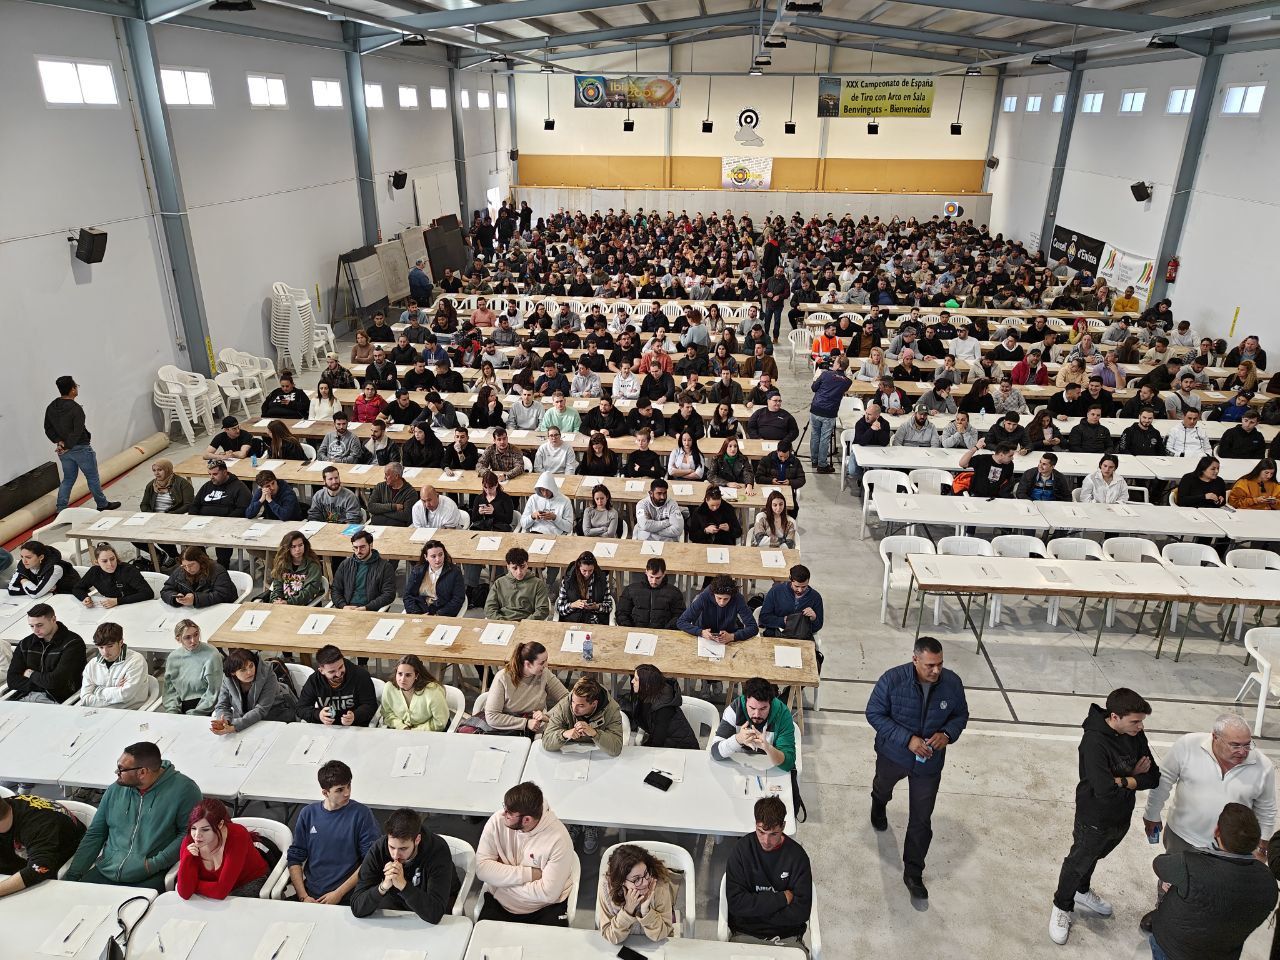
176, 797, 268, 899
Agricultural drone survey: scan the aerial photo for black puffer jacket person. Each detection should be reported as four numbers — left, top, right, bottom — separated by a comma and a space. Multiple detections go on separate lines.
618, 676, 700, 750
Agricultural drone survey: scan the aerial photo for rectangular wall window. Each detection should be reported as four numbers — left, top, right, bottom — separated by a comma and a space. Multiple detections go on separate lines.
1081, 91, 1104, 113
1002, 95, 1018, 112
364, 82, 383, 108
399, 84, 418, 109
429, 86, 447, 109
1052, 93, 1065, 112
160, 67, 213, 107
496, 91, 508, 109
37, 57, 119, 106
247, 72, 287, 108
1166, 87, 1195, 114
477, 90, 490, 109
1025, 95, 1041, 112
460, 89, 470, 109
1222, 83, 1266, 115
1119, 89, 1146, 113
312, 78, 343, 109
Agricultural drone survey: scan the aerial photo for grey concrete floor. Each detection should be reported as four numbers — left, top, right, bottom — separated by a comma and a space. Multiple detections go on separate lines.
72, 327, 1280, 958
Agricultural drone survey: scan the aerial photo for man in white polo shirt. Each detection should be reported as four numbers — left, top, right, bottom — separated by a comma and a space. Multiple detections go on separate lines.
1139, 713, 1277, 932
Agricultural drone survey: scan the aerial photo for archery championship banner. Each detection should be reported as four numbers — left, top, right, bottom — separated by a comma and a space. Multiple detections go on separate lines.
573, 75, 680, 109
1097, 244, 1156, 307
721, 156, 773, 191
817, 75, 935, 118
1048, 225, 1106, 274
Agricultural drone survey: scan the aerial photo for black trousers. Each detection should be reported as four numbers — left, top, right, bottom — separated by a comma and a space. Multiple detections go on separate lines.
870, 752, 942, 878
1053, 815, 1130, 911
477, 892, 569, 926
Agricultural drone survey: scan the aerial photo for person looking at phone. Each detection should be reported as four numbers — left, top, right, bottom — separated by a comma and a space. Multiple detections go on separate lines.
710, 676, 795, 773
294, 644, 377, 727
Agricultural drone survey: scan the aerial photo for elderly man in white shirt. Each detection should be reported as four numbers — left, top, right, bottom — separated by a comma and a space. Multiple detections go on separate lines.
411, 484, 466, 530
1165, 409, 1212, 458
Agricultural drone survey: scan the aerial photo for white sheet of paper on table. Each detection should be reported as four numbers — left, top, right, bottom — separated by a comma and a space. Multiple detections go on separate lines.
425, 624, 460, 646
306, 460, 331, 472
555, 758, 591, 781
1205, 391, 1226, 399
593, 542, 618, 558
298, 520, 325, 536
742, 774, 783, 798
288, 735, 331, 765
222, 459, 240, 468
697, 636, 726, 660
529, 539, 555, 555
410, 526, 438, 542
122, 513, 151, 526
0, 716, 25, 745
720, 487, 738, 500
761, 441, 778, 452
259, 460, 285, 471
294, 420, 314, 429
510, 430, 531, 439
467, 748, 508, 783
232, 610, 269, 632
707, 548, 730, 564
38, 905, 111, 957
626, 632, 658, 656
562, 433, 577, 443
213, 738, 258, 768
298, 613, 334, 635
363, 525, 388, 539
673, 484, 693, 496
477, 536, 503, 551
762, 487, 782, 499
977, 563, 999, 578
350, 464, 374, 474
479, 623, 515, 645
239, 523, 273, 541
392, 745, 428, 777
562, 630, 588, 653
1039, 566, 1070, 584
554, 476, 567, 487
573, 400, 589, 410
653, 753, 686, 783
760, 551, 786, 568
437, 471, 461, 482
253, 419, 272, 428
641, 540, 664, 555
1111, 505, 1137, 518
181, 517, 212, 530
135, 918, 206, 960
368, 618, 403, 641
252, 923, 313, 960
469, 430, 488, 441
148, 614, 178, 633
774, 645, 803, 669
401, 468, 422, 479
625, 480, 645, 492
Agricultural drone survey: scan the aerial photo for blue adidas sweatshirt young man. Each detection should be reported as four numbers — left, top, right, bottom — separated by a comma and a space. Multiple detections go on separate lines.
287, 788, 381, 902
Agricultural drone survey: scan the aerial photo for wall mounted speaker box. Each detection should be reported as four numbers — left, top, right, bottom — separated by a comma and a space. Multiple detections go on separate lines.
391, 171, 408, 190
1130, 181, 1152, 202
74, 227, 107, 264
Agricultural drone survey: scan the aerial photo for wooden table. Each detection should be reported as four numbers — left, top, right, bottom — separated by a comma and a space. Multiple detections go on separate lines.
333, 387, 760, 413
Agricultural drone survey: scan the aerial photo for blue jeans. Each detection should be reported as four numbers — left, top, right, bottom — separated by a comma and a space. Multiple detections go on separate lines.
57, 443, 110, 510
810, 414, 835, 468
1149, 934, 1169, 960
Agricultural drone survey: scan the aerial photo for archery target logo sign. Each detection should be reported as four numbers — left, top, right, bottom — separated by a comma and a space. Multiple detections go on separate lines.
735, 107, 765, 147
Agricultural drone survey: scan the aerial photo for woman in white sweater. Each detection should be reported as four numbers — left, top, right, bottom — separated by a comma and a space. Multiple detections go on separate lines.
483, 640, 570, 735
1078, 453, 1129, 503
855, 347, 889, 382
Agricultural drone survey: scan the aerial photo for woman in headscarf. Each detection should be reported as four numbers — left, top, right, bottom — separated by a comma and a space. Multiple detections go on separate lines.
519, 471, 574, 535
135, 458, 194, 570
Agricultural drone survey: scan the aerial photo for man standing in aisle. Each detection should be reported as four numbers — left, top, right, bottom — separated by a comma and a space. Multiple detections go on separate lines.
1049, 688, 1160, 945
809, 355, 851, 474
44, 376, 121, 512
866, 636, 969, 901
1139, 712, 1276, 932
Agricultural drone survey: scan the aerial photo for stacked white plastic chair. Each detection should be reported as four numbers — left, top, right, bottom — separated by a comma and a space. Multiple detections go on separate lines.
155, 365, 216, 436
270, 282, 318, 370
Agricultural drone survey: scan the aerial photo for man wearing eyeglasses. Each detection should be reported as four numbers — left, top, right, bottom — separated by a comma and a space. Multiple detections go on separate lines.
1138, 712, 1277, 933
63, 740, 201, 890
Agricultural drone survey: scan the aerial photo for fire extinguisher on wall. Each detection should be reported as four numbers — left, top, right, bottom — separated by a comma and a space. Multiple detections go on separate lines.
1165, 256, 1180, 283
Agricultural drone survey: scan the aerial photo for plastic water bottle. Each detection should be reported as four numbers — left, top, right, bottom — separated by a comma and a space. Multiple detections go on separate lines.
251, 452, 258, 468
1148, 824, 1162, 845
582, 632, 593, 662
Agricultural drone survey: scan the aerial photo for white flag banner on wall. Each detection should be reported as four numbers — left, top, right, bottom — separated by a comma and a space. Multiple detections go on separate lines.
1097, 244, 1157, 309
721, 156, 773, 190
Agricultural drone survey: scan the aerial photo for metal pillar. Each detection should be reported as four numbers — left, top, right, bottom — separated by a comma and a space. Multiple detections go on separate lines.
343, 22, 379, 246
121, 17, 214, 376
815, 47, 836, 191
506, 72, 519, 189
1038, 52, 1086, 257
1150, 30, 1227, 303
448, 55, 471, 221
981, 69, 1005, 195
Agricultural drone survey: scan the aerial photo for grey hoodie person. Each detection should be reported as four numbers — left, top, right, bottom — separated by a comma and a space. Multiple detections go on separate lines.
308, 486, 364, 524
212, 661, 298, 731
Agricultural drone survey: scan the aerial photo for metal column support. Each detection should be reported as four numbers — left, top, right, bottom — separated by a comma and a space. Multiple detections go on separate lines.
1150, 29, 1228, 303
121, 16, 214, 377
664, 45, 674, 188
1038, 52, 1086, 257
506, 72, 519, 189
981, 69, 1005, 194
815, 47, 836, 191
343, 22, 379, 246
448, 56, 471, 221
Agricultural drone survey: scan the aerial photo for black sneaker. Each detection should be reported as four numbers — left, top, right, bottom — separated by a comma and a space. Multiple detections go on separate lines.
904, 874, 928, 900
98, 501, 122, 511
1139, 910, 1155, 933
871, 804, 888, 831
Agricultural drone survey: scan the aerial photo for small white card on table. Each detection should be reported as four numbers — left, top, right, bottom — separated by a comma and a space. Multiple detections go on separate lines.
426, 624, 460, 646
38, 905, 111, 957
760, 551, 786, 568
479, 623, 515, 645
410, 526, 438, 542
673, 484, 693, 496
774, 645, 803, 669
232, 609, 269, 632
251, 923, 313, 960
625, 480, 646, 492
123, 513, 152, 526
181, 517, 212, 530
593, 542, 618, 558
89, 517, 121, 531
392, 746, 429, 777
554, 758, 591, 781
298, 614, 334, 635
706, 548, 730, 564
561, 630, 589, 653
697, 636, 725, 661
625, 632, 658, 656
136, 918, 206, 960
288, 735, 330, 765
467, 749, 508, 783
367, 619, 403, 641
529, 539, 555, 555
298, 520, 325, 536
477, 536, 503, 551
641, 540, 664, 555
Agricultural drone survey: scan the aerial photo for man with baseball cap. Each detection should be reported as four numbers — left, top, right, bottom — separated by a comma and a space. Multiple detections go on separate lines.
44, 376, 120, 512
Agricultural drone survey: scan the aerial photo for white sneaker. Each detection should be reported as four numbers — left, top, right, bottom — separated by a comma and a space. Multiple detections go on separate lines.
1074, 889, 1113, 916
1049, 906, 1072, 945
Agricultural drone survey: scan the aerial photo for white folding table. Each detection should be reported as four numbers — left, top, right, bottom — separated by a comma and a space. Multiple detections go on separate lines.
0, 877, 155, 960
873, 491, 1049, 532
0, 701, 130, 786
1035, 501, 1225, 538
463, 919, 807, 959
0, 594, 237, 656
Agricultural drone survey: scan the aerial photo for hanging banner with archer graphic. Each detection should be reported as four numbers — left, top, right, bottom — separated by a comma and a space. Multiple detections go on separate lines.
721, 156, 773, 190
573, 75, 680, 108
817, 75, 935, 118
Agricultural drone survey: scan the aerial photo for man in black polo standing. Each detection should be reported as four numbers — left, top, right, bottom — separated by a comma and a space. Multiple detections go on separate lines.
44, 376, 120, 512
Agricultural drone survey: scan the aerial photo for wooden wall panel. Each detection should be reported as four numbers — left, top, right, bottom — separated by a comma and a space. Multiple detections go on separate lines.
820, 159, 984, 193
669, 156, 720, 190
770, 157, 820, 191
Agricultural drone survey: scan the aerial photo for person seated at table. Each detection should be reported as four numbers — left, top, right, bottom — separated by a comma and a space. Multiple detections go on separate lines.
690, 485, 742, 546
540, 393, 582, 435
579, 483, 620, 538
384, 389, 423, 428
364, 461, 416, 527
261, 370, 311, 420
410, 485, 465, 532
1211, 389, 1256, 425
596, 843, 680, 945
161, 546, 237, 609
78, 622, 149, 710
755, 440, 806, 515
331, 531, 397, 612
1166, 408, 1213, 459
287, 760, 381, 905
959, 441, 1017, 498
0, 793, 86, 899
6, 539, 79, 599
634, 477, 686, 542
1228, 458, 1280, 510
1175, 455, 1227, 508
204, 415, 262, 459
176, 796, 269, 900
985, 412, 1029, 452
264, 530, 325, 606
620, 429, 663, 482
351, 807, 460, 923
485, 548, 551, 624
400, 422, 445, 469
307, 466, 363, 525
533, 425, 578, 475
556, 551, 614, 626
666, 429, 705, 481
64, 740, 202, 890
747, 393, 800, 444
354, 382, 388, 424
627, 395, 666, 437
442, 426, 479, 473
245, 468, 304, 523
1022, 410, 1063, 454
893, 403, 942, 448
74, 542, 153, 609
542, 671, 625, 766
750, 489, 797, 549
710, 676, 795, 772
134, 458, 194, 571
1015, 452, 1073, 502
316, 412, 366, 464
616, 662, 700, 753
404, 539, 465, 617
679, 575, 759, 657
704, 436, 753, 493
162, 619, 222, 715
262, 419, 308, 462
616, 557, 685, 631
957, 377, 996, 416
1011, 348, 1050, 387
520, 471, 575, 536
938, 410, 978, 450
1225, 334, 1267, 369
379, 654, 449, 731
363, 349, 400, 392
577, 432, 622, 478
1165, 373, 1203, 419
462, 472, 513, 537
724, 795, 813, 953
7, 603, 82, 705
364, 312, 397, 344
759, 564, 824, 663
1078, 453, 1129, 504
476, 781, 576, 925
211, 648, 296, 733
1066, 405, 1114, 454
350, 328, 375, 364
296, 644, 378, 727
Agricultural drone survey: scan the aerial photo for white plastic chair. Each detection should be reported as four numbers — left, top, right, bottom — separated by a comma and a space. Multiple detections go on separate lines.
235, 816, 295, 899
1226, 550, 1280, 639
989, 535, 1050, 625
215, 373, 263, 419
229, 571, 255, 602
56, 800, 98, 877
787, 329, 811, 373
599, 840, 696, 933
444, 684, 466, 733
1236, 628, 1280, 735
440, 835, 477, 916
1046, 537, 1105, 625
717, 875, 822, 959
934, 536, 994, 625
370, 676, 387, 728
879, 535, 935, 624
0, 786, 12, 798
839, 429, 857, 493
1161, 541, 1225, 632
474, 849, 581, 925
153, 380, 198, 444
679, 697, 720, 747
860, 469, 914, 538
907, 468, 954, 497
286, 662, 313, 694
300, 442, 318, 462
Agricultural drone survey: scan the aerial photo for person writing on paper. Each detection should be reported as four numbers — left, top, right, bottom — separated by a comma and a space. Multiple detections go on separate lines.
6, 603, 85, 704
176, 797, 268, 900
351, 808, 460, 922
411, 485, 466, 530
475, 781, 575, 925
485, 640, 566, 735
710, 676, 795, 773
295, 644, 378, 727
725, 796, 813, 953
211, 648, 296, 733
485, 548, 552, 623
64, 740, 202, 890
403, 541, 465, 617
160, 545, 238, 608
379, 654, 449, 732
617, 663, 699, 750
520, 472, 574, 536
555, 551, 614, 626
331, 531, 397, 611
288, 760, 381, 905
266, 531, 326, 605
0, 794, 86, 899
679, 575, 759, 650
78, 622, 150, 710
73, 542, 153, 609
597, 843, 680, 944
162, 620, 222, 715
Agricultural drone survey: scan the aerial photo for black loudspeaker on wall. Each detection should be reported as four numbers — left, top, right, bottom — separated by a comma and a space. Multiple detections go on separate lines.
73, 227, 107, 264
390, 170, 408, 190
509, 149, 519, 161
1130, 181, 1153, 202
